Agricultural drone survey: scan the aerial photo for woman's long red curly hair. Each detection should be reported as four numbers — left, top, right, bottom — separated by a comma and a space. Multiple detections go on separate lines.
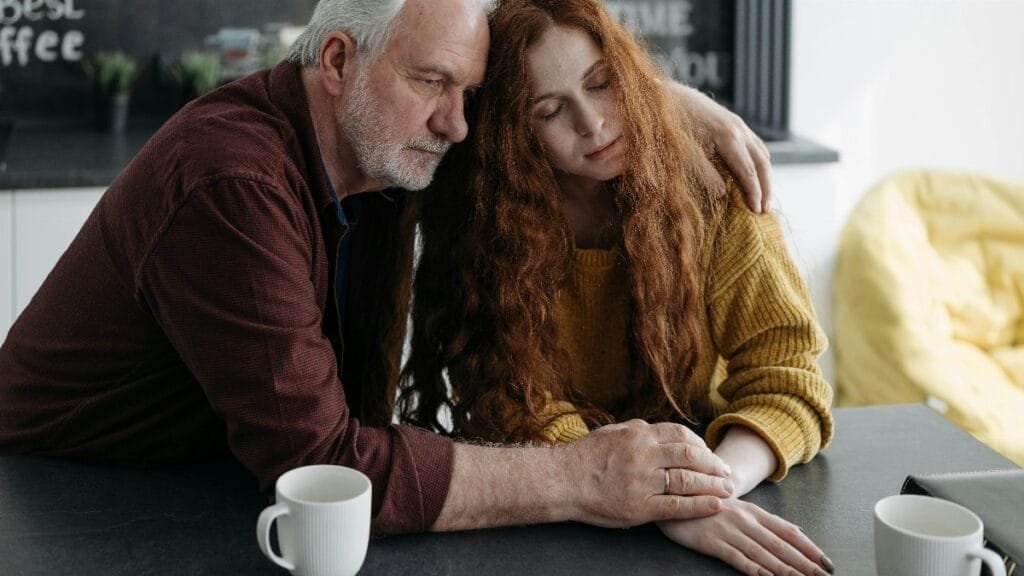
398, 0, 715, 442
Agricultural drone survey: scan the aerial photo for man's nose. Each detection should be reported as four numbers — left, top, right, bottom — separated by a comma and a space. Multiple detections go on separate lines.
428, 92, 469, 143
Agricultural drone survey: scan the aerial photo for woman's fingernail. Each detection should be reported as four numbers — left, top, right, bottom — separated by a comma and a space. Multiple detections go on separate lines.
724, 464, 733, 477
723, 479, 735, 494
814, 568, 830, 576
758, 569, 773, 576
820, 554, 835, 573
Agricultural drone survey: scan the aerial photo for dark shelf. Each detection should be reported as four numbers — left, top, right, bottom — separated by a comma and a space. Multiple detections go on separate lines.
0, 122, 838, 191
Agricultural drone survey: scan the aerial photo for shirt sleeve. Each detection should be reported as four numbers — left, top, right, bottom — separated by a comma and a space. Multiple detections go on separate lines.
136, 177, 453, 536
702, 186, 835, 481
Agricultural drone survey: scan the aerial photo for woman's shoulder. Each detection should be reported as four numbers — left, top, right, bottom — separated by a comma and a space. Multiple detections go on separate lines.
701, 171, 769, 243
699, 172, 789, 290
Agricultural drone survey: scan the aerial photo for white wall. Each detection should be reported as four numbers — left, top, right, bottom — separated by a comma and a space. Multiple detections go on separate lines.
791, 0, 1024, 216
0, 192, 12, 345
773, 0, 1024, 382
772, 164, 842, 381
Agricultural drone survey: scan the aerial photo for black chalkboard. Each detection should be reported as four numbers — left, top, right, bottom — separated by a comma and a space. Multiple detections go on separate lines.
603, 0, 735, 103
0, 0, 317, 118
0, 0, 736, 121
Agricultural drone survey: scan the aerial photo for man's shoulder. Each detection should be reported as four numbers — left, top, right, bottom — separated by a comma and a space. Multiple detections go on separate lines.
170, 113, 296, 182
148, 74, 311, 192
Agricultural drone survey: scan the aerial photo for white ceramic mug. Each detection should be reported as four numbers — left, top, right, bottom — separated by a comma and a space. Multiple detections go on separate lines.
257, 465, 372, 576
874, 494, 1005, 576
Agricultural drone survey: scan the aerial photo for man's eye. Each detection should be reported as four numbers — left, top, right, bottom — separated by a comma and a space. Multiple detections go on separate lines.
421, 78, 443, 89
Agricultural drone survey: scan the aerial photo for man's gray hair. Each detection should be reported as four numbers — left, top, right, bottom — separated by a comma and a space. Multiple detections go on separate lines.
287, 0, 405, 66
287, 0, 495, 66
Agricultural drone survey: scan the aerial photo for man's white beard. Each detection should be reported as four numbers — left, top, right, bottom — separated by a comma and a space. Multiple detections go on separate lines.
338, 66, 450, 191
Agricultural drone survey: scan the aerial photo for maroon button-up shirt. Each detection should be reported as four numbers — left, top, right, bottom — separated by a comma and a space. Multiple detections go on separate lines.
0, 62, 454, 536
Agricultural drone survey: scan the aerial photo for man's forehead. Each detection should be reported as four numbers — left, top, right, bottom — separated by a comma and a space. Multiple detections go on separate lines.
387, 0, 489, 83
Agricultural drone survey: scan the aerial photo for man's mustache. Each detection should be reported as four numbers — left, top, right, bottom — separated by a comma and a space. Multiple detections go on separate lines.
406, 137, 451, 156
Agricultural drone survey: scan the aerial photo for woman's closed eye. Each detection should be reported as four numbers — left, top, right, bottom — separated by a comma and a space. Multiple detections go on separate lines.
538, 102, 564, 122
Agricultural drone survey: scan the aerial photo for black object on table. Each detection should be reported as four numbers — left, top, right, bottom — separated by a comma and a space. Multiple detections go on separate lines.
0, 404, 1017, 576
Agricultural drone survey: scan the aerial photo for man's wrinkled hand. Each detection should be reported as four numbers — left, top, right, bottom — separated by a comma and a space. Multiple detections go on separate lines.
560, 420, 735, 528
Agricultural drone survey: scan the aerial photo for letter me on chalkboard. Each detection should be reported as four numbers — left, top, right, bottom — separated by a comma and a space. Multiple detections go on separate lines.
1, 0, 85, 66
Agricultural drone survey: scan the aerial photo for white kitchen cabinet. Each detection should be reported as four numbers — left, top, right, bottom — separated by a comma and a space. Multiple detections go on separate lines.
12, 187, 105, 320
0, 191, 13, 344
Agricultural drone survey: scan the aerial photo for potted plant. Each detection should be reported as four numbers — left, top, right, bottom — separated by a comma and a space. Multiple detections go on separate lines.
85, 51, 137, 133
176, 51, 221, 103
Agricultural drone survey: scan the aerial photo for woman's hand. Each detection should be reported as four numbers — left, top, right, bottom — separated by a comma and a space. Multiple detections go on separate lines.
657, 498, 834, 576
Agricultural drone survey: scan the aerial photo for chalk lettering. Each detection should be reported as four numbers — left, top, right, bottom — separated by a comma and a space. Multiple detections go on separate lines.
33, 26, 55, 60
0, 25, 83, 65
655, 48, 725, 89
0, 25, 31, 65
50, 0, 83, 20
60, 27, 81, 60
604, 1, 693, 38
0, 0, 23, 25
0, 0, 84, 65
0, 0, 83, 24
22, 0, 43, 21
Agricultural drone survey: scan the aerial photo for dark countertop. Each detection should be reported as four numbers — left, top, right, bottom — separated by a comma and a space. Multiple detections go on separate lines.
0, 121, 839, 190
0, 404, 1017, 576
0, 123, 156, 189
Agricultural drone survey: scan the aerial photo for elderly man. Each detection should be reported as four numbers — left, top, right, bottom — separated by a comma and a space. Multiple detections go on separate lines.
0, 0, 770, 536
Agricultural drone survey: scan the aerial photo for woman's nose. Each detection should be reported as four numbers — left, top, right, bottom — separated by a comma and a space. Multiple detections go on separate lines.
575, 100, 605, 137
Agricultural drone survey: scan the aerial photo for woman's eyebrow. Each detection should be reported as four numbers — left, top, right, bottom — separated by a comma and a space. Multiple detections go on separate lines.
532, 59, 605, 102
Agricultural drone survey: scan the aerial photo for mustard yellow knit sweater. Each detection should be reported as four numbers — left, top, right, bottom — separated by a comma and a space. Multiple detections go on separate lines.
539, 184, 834, 481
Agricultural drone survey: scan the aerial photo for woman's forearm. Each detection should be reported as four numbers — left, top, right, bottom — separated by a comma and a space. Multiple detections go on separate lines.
712, 425, 778, 497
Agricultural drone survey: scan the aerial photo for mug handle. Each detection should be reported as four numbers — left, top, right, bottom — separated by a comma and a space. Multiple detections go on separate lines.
257, 503, 296, 571
968, 547, 1006, 576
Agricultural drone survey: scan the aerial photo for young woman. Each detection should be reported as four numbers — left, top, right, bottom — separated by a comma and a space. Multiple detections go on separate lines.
401, 1, 835, 574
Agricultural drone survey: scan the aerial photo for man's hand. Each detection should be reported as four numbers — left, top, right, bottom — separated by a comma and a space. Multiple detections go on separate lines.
658, 499, 835, 576
562, 420, 734, 528
668, 82, 773, 214
431, 420, 733, 532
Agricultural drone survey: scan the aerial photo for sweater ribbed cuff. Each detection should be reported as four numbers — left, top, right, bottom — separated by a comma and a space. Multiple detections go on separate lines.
705, 405, 817, 482
539, 413, 590, 444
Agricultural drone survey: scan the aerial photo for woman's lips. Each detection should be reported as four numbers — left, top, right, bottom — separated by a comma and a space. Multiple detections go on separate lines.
585, 136, 622, 160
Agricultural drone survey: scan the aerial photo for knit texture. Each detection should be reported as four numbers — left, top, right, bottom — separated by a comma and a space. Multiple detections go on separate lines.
543, 184, 834, 480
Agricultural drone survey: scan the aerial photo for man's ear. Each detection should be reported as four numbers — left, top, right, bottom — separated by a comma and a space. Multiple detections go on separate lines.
318, 31, 358, 97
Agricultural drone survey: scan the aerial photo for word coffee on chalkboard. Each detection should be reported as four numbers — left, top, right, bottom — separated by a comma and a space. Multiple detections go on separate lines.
603, 0, 728, 92
1, 0, 85, 67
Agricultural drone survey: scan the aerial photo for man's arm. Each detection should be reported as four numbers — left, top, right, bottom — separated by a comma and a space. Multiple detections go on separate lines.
140, 179, 453, 537
431, 420, 736, 531
667, 82, 773, 214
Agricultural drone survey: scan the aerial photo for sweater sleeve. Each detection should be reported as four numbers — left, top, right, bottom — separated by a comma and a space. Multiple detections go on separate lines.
137, 178, 453, 536
702, 186, 835, 481
538, 399, 590, 444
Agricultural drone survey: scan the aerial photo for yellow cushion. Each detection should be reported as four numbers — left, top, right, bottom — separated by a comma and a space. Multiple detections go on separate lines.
835, 170, 1024, 465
